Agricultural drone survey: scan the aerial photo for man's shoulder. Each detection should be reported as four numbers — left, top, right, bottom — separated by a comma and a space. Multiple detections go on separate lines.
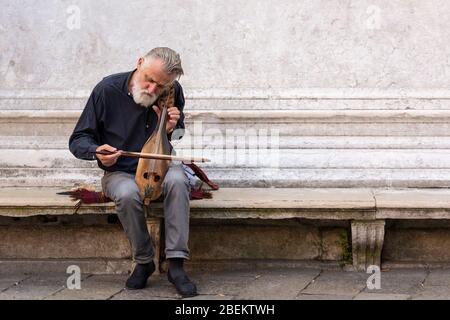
101, 71, 130, 85
173, 80, 184, 90
93, 71, 131, 95
173, 80, 184, 98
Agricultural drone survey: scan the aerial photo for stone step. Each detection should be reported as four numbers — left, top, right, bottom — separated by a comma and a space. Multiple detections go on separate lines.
4, 109, 450, 120
2, 168, 450, 188
3, 89, 450, 111
2, 148, 450, 169
2, 110, 450, 137
2, 108, 450, 188
2, 135, 450, 150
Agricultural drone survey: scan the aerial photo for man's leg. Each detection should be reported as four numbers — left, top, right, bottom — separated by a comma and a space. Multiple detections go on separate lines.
163, 164, 190, 259
162, 164, 197, 297
101, 171, 155, 289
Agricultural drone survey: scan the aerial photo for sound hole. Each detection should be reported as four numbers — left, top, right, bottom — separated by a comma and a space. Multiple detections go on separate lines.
143, 172, 149, 179
154, 175, 160, 182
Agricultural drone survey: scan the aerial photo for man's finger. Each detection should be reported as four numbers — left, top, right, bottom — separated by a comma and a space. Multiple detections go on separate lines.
97, 144, 117, 152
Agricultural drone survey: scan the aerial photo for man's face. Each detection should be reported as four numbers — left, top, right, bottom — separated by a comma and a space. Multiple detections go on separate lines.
131, 57, 174, 107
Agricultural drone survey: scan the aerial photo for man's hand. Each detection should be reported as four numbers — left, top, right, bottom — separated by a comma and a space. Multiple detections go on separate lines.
152, 105, 180, 133
95, 144, 122, 167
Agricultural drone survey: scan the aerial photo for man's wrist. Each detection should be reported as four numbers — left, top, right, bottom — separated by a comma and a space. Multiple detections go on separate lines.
89, 144, 100, 160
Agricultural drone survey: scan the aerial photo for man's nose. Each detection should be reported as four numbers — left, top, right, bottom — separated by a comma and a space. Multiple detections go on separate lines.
147, 83, 158, 94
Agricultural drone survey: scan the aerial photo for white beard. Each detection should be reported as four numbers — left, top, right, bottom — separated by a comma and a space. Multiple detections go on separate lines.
131, 79, 159, 107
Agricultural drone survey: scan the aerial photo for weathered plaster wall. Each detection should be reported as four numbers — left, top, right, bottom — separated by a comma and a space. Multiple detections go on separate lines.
1, 0, 449, 93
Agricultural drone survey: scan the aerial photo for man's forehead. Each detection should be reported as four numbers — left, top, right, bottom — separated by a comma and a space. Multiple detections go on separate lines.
142, 70, 172, 86
141, 58, 171, 82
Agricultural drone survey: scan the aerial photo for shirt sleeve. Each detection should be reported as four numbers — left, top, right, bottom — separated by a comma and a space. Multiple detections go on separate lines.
68, 88, 102, 160
168, 81, 186, 141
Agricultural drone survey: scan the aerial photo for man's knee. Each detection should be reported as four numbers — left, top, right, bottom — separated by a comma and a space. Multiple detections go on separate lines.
164, 166, 190, 193
115, 183, 142, 207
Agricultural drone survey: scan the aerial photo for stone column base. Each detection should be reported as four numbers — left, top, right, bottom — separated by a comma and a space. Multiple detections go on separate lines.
351, 220, 385, 271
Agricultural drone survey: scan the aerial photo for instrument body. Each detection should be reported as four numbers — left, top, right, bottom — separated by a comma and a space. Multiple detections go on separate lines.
135, 85, 174, 205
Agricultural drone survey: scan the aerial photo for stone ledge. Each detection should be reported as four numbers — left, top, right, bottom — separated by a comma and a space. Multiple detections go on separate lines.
0, 187, 375, 220
375, 189, 450, 219
3, 187, 450, 220
4, 87, 450, 100
3, 109, 450, 123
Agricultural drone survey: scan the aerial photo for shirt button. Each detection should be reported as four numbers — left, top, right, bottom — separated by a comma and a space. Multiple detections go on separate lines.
146, 125, 149, 128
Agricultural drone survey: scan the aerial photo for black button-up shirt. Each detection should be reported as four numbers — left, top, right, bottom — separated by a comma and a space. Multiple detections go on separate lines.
68, 70, 185, 174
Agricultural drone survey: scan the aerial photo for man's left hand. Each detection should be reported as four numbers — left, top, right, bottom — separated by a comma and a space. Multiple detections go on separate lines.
152, 105, 180, 133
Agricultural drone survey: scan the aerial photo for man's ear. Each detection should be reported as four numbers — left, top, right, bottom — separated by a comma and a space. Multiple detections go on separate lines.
137, 57, 144, 70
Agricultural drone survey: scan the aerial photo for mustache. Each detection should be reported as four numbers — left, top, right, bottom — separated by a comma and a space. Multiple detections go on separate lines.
138, 89, 153, 96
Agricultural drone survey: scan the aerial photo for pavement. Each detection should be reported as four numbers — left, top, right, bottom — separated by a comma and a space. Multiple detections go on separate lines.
2, 266, 450, 300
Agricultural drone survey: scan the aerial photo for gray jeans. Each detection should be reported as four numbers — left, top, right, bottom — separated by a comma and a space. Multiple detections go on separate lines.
101, 164, 191, 264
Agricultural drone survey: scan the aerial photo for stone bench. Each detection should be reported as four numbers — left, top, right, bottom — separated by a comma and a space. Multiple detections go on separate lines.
2, 186, 450, 272
3, 94, 450, 273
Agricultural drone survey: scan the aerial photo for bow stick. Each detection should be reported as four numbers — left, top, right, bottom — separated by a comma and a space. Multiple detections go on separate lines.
96, 150, 210, 163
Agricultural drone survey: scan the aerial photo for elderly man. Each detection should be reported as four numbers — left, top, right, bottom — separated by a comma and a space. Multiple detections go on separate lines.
69, 47, 197, 297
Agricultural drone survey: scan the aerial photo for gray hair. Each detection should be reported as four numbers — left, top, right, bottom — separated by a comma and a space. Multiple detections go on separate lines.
143, 47, 184, 78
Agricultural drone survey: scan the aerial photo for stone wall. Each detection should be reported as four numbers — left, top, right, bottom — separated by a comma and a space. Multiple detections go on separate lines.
1, 0, 450, 187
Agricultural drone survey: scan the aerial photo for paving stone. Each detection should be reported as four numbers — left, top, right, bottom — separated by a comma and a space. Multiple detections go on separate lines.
111, 272, 243, 300
296, 294, 353, 300
111, 289, 176, 300
192, 270, 260, 296
236, 269, 320, 300
424, 269, 450, 286
411, 286, 450, 300
353, 293, 411, 300
301, 271, 368, 297
0, 274, 68, 300
362, 270, 427, 295
0, 274, 30, 292
110, 275, 180, 300
183, 294, 235, 300
46, 274, 128, 300
2, 268, 449, 300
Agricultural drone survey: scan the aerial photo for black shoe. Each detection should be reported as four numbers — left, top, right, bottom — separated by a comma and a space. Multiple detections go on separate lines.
125, 261, 155, 290
168, 269, 198, 297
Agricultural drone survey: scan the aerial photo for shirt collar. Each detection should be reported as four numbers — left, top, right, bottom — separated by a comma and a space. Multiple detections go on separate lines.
124, 69, 137, 97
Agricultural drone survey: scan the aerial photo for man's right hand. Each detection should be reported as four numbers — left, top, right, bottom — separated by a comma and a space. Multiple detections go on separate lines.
95, 144, 122, 167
